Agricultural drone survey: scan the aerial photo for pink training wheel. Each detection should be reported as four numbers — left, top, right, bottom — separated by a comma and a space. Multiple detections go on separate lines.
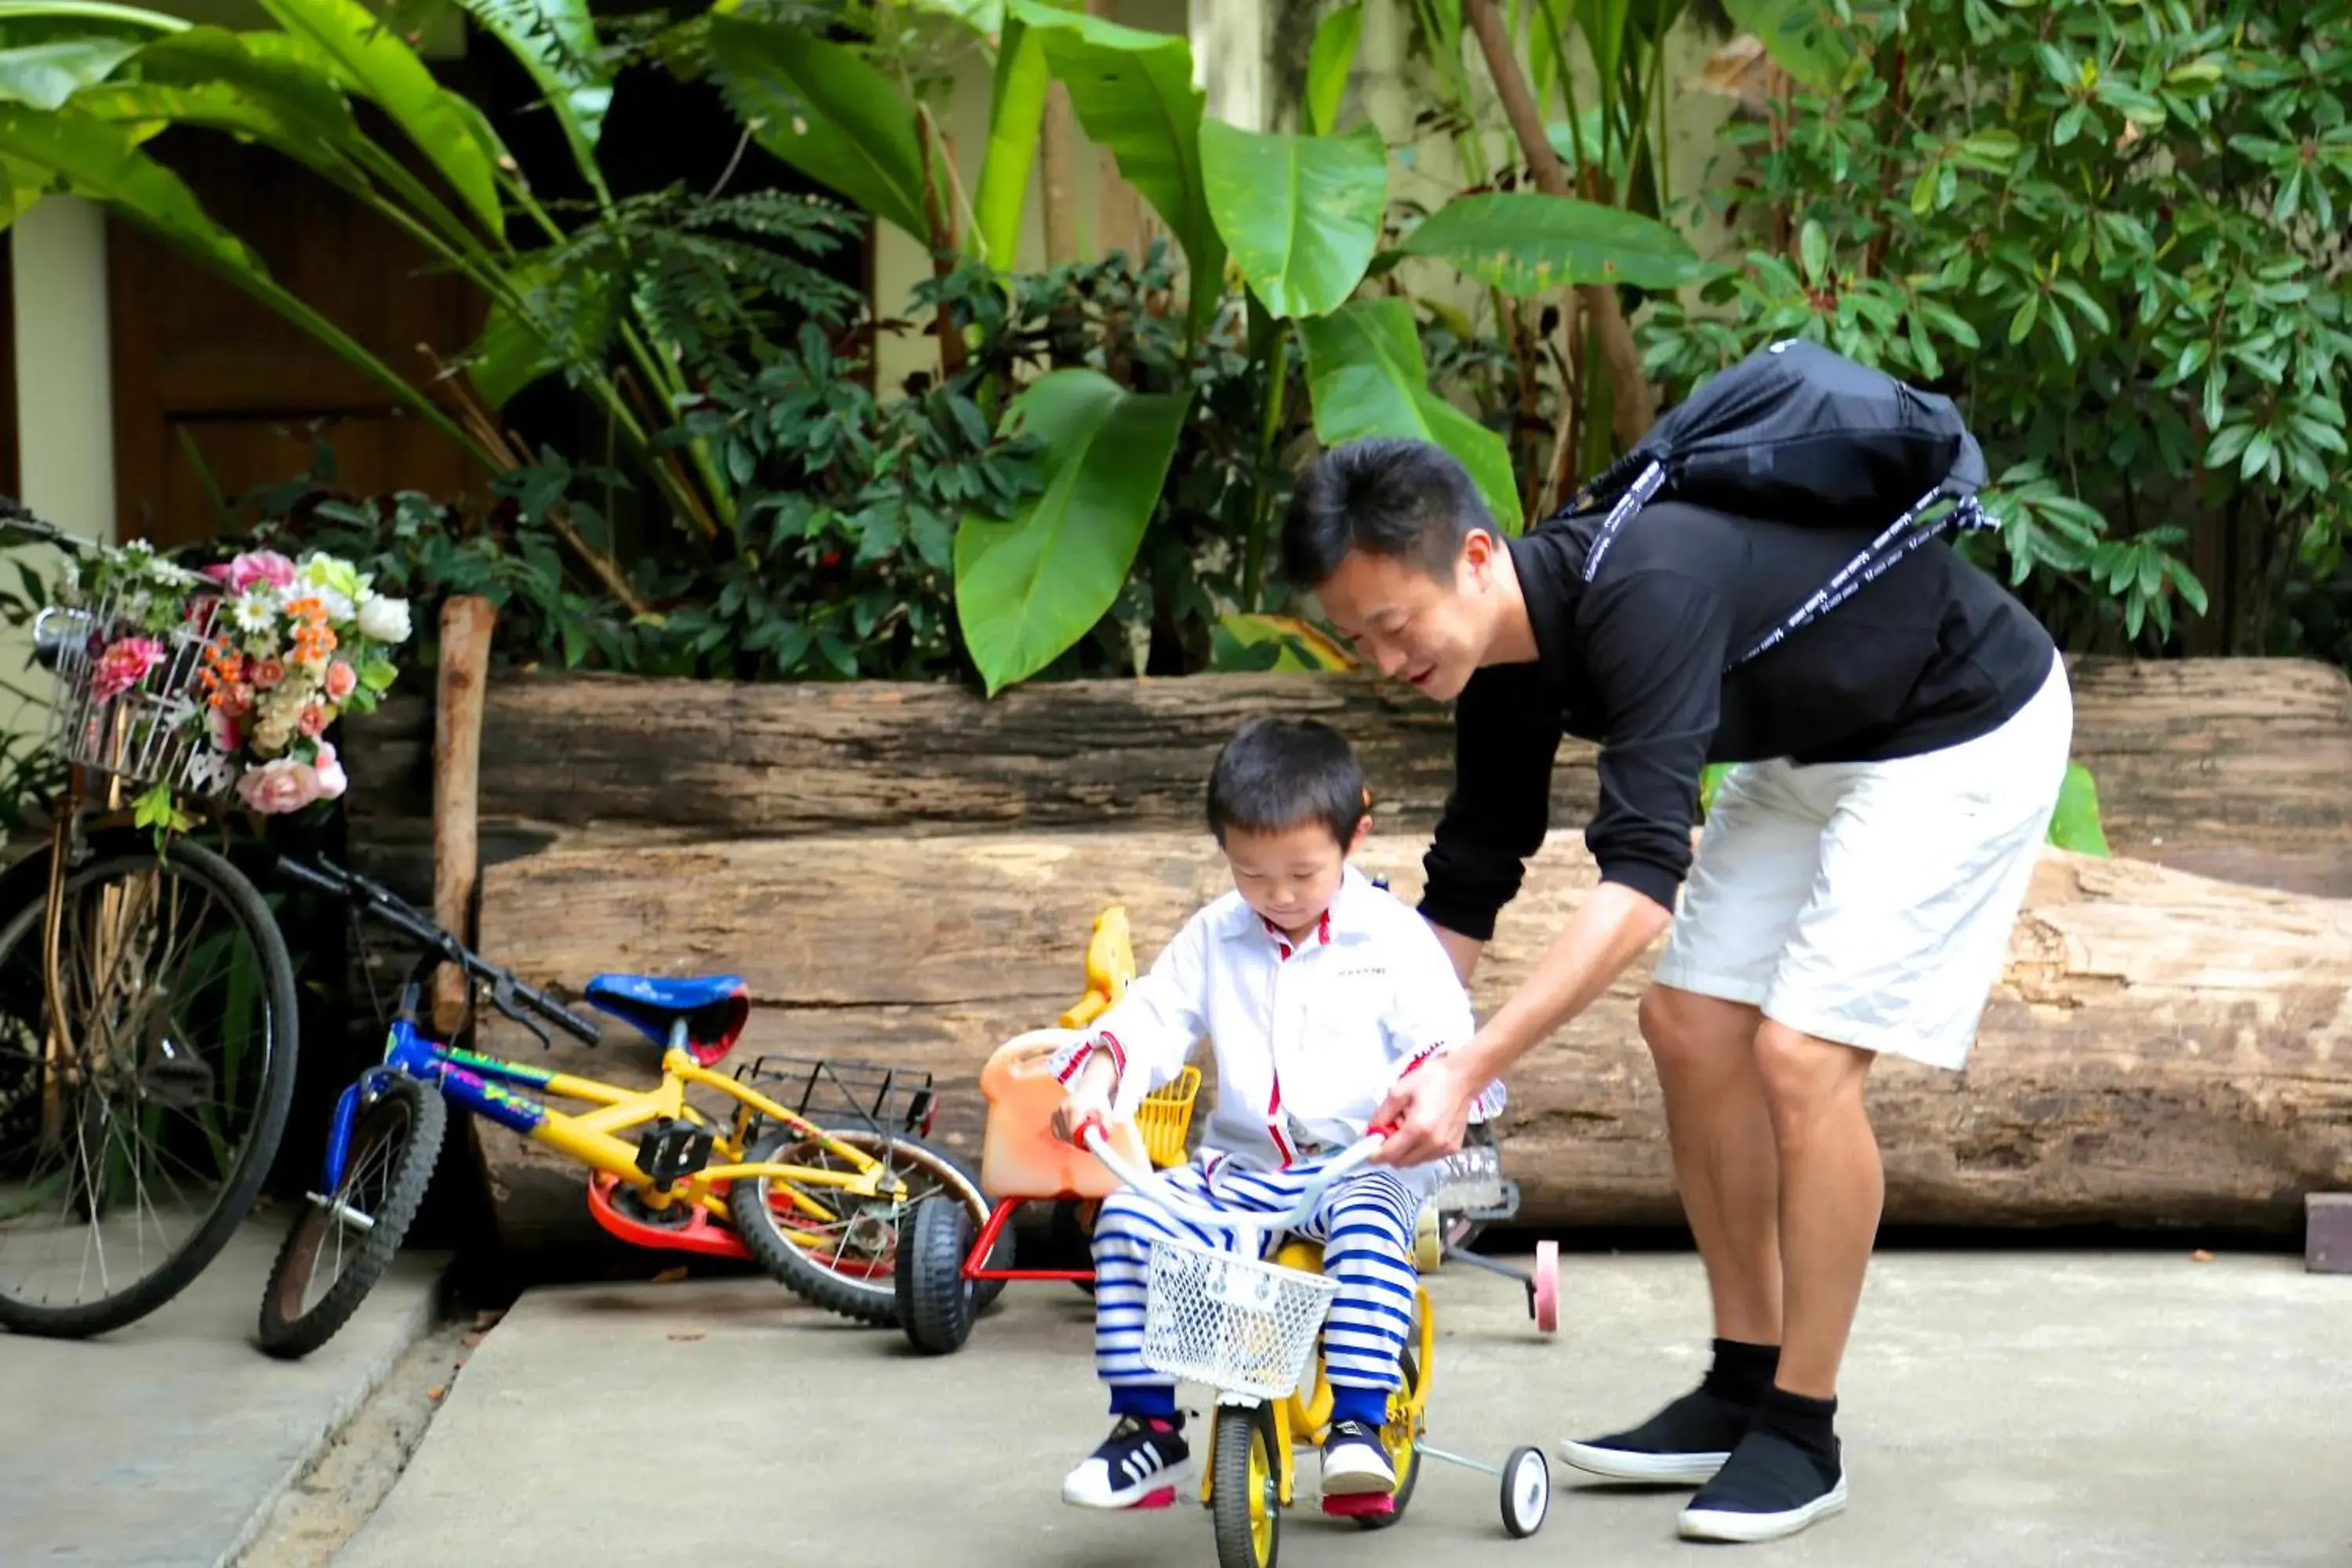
1532, 1239, 1560, 1334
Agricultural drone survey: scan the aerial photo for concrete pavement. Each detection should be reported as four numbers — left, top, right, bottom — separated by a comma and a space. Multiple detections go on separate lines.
330, 1247, 2352, 1567
0, 1214, 442, 1568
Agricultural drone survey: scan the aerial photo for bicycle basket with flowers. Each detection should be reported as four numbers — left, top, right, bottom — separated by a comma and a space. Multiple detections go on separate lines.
44, 541, 414, 828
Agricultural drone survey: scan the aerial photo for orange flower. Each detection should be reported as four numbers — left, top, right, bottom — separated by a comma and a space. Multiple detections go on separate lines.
285, 595, 329, 625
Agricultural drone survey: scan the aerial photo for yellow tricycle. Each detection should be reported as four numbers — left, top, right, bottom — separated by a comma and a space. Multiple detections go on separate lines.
1073, 1118, 1553, 1565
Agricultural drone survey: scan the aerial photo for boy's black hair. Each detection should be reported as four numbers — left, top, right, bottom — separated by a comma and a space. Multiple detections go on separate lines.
1281, 437, 1491, 590
1207, 717, 1370, 847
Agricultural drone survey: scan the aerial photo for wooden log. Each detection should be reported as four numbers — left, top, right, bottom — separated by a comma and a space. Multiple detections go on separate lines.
430, 595, 496, 1036
464, 826, 2352, 1260
340, 657, 2352, 894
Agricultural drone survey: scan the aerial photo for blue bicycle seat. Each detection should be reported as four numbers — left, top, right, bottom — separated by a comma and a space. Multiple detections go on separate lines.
583, 973, 750, 1065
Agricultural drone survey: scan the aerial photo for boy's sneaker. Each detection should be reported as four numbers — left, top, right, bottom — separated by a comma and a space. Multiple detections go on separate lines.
1061, 1414, 1190, 1509
1556, 1387, 1753, 1484
1677, 1425, 1847, 1543
1320, 1417, 1396, 1496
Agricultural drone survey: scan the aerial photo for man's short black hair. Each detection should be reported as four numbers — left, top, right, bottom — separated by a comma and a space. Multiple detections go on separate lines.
1207, 717, 1369, 847
1282, 437, 1493, 590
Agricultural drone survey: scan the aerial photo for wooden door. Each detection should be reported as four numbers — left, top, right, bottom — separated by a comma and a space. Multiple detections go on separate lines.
106, 129, 490, 551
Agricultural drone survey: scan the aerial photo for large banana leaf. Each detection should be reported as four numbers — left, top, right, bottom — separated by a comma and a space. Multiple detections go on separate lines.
1305, 1, 1362, 136
955, 368, 1189, 695
0, 147, 46, 221
0, 37, 138, 107
457, 0, 611, 191
1298, 296, 1522, 532
973, 2, 1049, 267
253, 0, 505, 239
702, 13, 931, 245
67, 79, 354, 183
1398, 191, 1709, 293
0, 101, 483, 458
1200, 118, 1385, 320
1007, 0, 1221, 329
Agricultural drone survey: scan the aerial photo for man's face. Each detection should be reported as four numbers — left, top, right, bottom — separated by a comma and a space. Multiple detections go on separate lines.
1310, 535, 1496, 703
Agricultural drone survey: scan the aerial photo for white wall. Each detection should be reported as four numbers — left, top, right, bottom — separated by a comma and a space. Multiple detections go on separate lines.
5, 196, 116, 744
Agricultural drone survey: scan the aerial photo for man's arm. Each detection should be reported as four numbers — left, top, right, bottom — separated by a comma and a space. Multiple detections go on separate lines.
1376, 569, 1726, 1165
1416, 661, 1562, 978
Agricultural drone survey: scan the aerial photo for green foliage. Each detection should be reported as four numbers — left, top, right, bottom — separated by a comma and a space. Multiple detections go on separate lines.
1200, 118, 1388, 320
2045, 762, 2111, 858
954, 369, 1190, 694
1643, 0, 2352, 654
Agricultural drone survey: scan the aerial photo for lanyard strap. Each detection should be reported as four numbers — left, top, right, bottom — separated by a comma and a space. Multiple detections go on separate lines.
1573, 468, 1995, 673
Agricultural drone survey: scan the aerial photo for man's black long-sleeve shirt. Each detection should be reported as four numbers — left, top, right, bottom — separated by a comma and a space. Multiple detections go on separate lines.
1417, 500, 2058, 941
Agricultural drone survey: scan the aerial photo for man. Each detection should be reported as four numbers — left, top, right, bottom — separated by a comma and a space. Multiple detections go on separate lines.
1280, 434, 2071, 1544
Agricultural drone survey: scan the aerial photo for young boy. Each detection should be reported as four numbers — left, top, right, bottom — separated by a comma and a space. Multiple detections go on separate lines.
1048, 716, 1487, 1510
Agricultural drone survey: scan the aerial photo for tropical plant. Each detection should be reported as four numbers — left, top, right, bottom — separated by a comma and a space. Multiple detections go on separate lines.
1642, 0, 2352, 655
699, 0, 1710, 691
0, 0, 863, 582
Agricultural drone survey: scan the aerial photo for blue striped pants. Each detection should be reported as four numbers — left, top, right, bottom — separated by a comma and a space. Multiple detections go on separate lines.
1091, 1155, 1422, 1413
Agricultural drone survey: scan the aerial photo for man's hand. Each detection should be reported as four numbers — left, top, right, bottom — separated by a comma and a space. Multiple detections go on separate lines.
1367, 1053, 1479, 1167
1050, 1052, 1117, 1145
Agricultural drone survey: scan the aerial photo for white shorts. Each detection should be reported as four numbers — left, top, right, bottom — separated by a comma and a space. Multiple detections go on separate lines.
1653, 652, 2072, 1071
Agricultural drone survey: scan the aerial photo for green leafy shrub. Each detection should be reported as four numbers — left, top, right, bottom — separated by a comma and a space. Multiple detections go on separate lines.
1643, 0, 2352, 655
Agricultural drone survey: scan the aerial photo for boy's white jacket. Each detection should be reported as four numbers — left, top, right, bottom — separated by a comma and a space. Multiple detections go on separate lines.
1049, 865, 1503, 1174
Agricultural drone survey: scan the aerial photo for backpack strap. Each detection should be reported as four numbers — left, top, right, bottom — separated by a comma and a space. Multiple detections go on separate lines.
1727, 483, 1996, 670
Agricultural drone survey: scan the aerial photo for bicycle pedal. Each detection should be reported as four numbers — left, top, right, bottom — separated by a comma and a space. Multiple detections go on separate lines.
1321, 1492, 1396, 1519
1129, 1487, 1178, 1511
634, 1118, 716, 1188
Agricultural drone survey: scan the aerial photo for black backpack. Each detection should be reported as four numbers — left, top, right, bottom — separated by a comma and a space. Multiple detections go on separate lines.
1554, 339, 1996, 670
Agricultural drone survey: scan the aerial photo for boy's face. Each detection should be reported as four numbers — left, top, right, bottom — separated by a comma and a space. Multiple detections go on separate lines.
1220, 818, 1367, 937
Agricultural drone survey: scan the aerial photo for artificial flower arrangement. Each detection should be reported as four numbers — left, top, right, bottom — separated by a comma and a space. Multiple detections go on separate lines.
59, 539, 413, 829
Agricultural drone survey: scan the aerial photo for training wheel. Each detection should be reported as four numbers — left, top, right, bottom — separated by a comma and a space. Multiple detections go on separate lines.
1530, 1239, 1559, 1333
1501, 1446, 1550, 1538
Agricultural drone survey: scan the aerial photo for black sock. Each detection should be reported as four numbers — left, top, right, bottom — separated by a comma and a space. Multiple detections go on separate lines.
1698, 1338, 1781, 1406
1755, 1387, 1840, 1486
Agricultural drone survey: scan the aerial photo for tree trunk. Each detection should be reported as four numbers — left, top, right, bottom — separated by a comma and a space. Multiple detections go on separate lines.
429, 595, 495, 1036
342, 658, 2352, 897
1461, 0, 1654, 448
461, 828, 2352, 1262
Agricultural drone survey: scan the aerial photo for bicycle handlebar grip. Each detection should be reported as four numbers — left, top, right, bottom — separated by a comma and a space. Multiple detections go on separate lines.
514, 978, 601, 1044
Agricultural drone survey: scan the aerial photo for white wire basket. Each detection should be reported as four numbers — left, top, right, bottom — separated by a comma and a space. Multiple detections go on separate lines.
1140, 1233, 1341, 1401
38, 588, 234, 800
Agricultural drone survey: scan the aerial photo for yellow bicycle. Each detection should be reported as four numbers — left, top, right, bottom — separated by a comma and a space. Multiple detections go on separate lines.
254, 854, 997, 1357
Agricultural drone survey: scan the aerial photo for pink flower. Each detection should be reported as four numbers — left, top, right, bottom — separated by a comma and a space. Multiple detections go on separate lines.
313, 742, 348, 800
90, 637, 165, 702
235, 757, 321, 815
324, 659, 358, 702
252, 658, 285, 689
297, 703, 328, 739
208, 706, 243, 754
221, 683, 254, 718
209, 550, 298, 595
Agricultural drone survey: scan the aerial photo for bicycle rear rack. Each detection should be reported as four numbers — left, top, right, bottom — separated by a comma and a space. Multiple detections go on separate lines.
731, 1054, 939, 1140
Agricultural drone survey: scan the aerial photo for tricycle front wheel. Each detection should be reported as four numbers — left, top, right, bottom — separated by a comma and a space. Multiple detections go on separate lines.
1211, 1403, 1280, 1568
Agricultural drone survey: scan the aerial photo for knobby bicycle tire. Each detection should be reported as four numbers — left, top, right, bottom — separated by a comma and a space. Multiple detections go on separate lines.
1212, 1403, 1279, 1568
0, 834, 300, 1339
256, 1073, 445, 1359
728, 1127, 1000, 1328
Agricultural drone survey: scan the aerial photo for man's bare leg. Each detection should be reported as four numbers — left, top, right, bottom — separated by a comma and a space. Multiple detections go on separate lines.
1751, 1021, 1882, 1398
1556, 983, 1786, 1483
1642, 985, 1784, 1345
1675, 1018, 1877, 1543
